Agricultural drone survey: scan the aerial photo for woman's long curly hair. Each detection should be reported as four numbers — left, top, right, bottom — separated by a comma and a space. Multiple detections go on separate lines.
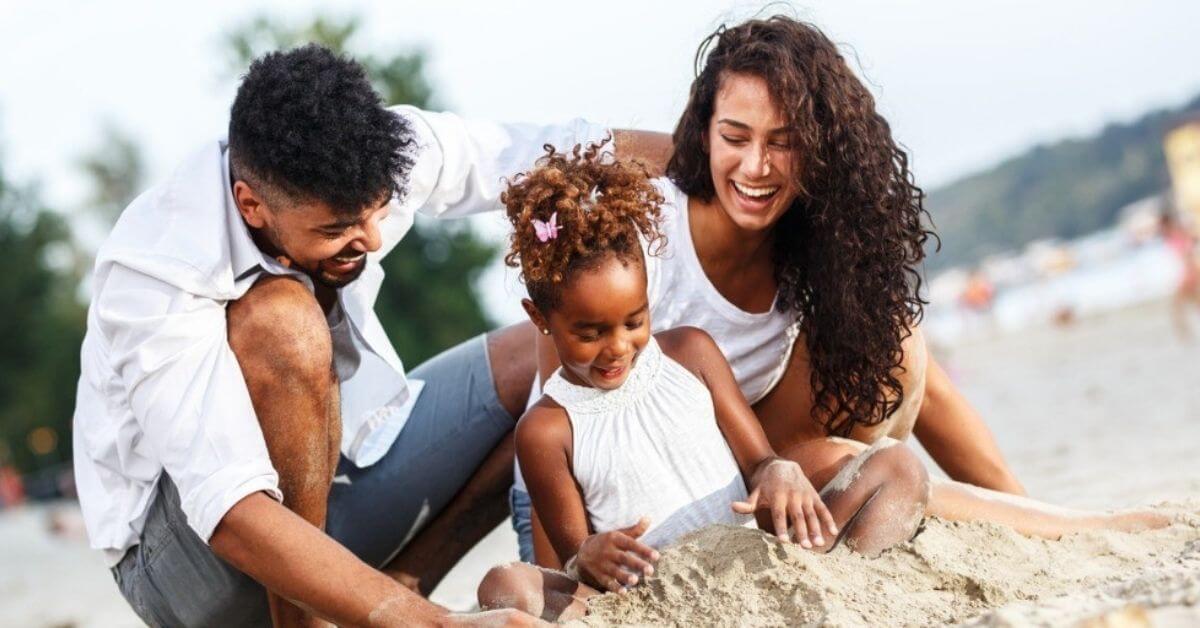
504, 140, 666, 312
668, 16, 936, 436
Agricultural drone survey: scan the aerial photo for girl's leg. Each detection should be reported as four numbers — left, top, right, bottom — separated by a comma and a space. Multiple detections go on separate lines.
927, 479, 1170, 538
783, 437, 930, 556
477, 562, 597, 622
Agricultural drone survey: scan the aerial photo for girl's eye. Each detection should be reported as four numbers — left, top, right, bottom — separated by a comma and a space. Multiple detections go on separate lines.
321, 230, 345, 239
625, 319, 644, 330
769, 141, 791, 150
721, 135, 748, 146
576, 332, 600, 342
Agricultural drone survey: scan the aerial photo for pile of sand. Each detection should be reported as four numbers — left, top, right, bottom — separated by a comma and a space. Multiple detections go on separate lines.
577, 502, 1200, 627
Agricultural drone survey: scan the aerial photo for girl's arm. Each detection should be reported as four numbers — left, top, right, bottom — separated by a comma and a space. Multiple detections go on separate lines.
515, 404, 657, 591
657, 327, 837, 547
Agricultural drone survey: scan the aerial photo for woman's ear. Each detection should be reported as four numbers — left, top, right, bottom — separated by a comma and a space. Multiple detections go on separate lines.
521, 298, 550, 335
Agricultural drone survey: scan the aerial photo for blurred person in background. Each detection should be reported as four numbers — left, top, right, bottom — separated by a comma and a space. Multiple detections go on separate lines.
1162, 209, 1200, 338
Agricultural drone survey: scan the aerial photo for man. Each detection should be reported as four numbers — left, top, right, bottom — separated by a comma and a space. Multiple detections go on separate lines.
73, 45, 667, 626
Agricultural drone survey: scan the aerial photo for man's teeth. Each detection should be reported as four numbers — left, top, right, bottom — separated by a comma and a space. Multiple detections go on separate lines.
732, 182, 779, 198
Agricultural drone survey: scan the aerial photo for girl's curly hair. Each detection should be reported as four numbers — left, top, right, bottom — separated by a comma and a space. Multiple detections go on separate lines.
504, 140, 666, 312
668, 16, 937, 436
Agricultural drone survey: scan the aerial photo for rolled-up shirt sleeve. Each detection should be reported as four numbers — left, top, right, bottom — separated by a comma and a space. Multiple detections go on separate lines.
392, 105, 611, 221
95, 264, 281, 543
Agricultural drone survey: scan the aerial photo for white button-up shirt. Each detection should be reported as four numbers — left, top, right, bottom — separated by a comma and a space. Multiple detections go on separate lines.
72, 106, 608, 565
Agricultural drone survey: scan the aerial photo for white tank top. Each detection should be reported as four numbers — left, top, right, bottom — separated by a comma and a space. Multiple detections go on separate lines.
542, 336, 751, 549
645, 178, 800, 405
512, 179, 800, 494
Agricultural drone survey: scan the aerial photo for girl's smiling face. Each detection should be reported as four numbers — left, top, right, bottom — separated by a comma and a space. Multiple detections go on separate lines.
525, 253, 652, 391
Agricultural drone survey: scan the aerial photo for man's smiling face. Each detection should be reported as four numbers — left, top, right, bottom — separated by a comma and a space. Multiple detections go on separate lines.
234, 179, 390, 289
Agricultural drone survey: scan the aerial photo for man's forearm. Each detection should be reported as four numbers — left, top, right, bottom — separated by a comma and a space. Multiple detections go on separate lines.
211, 492, 446, 628
612, 130, 673, 176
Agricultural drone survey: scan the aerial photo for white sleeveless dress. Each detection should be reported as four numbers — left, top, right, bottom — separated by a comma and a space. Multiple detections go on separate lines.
541, 336, 752, 549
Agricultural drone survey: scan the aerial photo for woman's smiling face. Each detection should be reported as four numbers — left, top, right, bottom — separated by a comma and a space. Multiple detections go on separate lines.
706, 72, 799, 233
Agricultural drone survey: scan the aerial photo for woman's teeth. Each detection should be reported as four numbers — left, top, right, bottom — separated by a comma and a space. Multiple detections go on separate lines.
732, 181, 779, 199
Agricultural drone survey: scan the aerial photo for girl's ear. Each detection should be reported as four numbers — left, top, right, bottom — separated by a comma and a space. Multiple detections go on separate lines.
521, 298, 550, 335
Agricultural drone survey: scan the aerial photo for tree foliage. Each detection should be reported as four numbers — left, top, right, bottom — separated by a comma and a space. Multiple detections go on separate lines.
0, 164, 86, 473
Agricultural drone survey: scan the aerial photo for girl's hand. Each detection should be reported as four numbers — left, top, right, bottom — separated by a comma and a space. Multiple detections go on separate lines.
733, 458, 838, 549
569, 517, 659, 592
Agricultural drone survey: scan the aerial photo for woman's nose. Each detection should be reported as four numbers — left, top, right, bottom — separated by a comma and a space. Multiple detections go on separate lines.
742, 144, 771, 179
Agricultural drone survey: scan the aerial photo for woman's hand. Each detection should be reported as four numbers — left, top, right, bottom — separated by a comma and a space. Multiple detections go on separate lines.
569, 517, 659, 592
733, 458, 838, 548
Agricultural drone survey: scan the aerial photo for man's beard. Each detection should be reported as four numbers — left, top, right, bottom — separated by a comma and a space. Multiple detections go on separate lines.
254, 224, 367, 289
311, 257, 368, 288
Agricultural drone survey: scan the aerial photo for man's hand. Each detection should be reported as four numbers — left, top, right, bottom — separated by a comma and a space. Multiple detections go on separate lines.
733, 458, 838, 548
571, 517, 659, 592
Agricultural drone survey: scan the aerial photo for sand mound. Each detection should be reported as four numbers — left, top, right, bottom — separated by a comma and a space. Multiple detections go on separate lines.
576, 502, 1200, 627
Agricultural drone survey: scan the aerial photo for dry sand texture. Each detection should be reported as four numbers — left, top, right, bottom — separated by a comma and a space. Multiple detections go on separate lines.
579, 503, 1200, 627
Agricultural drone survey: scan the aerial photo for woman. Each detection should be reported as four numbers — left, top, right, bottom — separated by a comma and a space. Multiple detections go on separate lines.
512, 15, 1165, 565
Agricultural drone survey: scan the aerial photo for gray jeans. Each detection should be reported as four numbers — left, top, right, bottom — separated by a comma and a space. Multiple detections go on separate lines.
112, 334, 513, 627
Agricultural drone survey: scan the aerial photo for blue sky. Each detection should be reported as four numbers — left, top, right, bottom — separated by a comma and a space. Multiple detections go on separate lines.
2, 0, 1198, 320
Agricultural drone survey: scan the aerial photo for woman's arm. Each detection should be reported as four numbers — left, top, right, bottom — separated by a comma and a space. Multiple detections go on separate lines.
657, 327, 836, 546
913, 354, 1026, 495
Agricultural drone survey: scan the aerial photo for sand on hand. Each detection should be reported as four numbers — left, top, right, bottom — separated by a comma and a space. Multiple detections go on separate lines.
576, 502, 1200, 627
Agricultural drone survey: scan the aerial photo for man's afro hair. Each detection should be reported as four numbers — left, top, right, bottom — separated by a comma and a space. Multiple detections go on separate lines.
228, 43, 414, 214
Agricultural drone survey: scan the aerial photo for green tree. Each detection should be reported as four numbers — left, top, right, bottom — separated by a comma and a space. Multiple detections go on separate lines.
224, 13, 497, 365
0, 161, 86, 474
78, 121, 146, 226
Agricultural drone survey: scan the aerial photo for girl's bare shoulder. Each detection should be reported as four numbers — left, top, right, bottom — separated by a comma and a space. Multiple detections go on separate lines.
655, 326, 726, 375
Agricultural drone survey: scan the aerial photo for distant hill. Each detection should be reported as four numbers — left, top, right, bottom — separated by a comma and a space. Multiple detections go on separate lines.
923, 92, 1200, 271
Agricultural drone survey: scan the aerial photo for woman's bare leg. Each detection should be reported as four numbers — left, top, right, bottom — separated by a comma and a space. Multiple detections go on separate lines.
788, 436, 1169, 546
928, 479, 1169, 538
477, 562, 596, 622
783, 437, 930, 556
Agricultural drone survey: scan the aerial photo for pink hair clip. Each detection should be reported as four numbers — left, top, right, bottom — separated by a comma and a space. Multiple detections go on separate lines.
533, 212, 559, 243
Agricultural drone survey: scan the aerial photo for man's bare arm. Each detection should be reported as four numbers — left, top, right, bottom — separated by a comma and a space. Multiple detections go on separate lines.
613, 130, 673, 176
210, 493, 445, 627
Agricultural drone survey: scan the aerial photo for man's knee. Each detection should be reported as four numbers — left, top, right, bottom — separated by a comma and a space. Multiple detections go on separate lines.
227, 275, 332, 384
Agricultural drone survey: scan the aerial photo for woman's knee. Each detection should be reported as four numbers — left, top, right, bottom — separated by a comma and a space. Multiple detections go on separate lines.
862, 442, 931, 504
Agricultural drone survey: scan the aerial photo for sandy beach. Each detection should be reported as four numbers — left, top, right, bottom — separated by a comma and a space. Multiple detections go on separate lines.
2, 299, 1198, 626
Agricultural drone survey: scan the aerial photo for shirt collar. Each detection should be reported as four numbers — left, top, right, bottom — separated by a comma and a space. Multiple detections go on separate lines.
223, 146, 273, 283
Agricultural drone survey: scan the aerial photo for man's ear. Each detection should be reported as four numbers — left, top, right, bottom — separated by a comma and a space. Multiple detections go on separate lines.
521, 298, 550, 335
233, 180, 268, 229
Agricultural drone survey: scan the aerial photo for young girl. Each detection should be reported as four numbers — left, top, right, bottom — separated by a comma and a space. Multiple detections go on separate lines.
477, 143, 931, 621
